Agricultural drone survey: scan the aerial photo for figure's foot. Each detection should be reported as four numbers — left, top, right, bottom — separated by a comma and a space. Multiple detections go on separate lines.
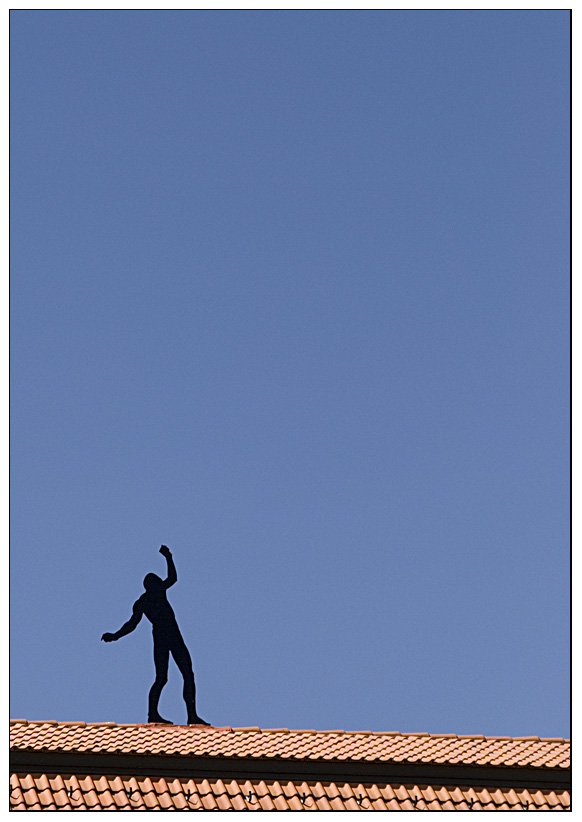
188, 715, 211, 726
148, 714, 173, 724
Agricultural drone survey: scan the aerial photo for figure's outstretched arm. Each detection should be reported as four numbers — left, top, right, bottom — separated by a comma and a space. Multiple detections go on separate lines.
102, 600, 144, 642
160, 545, 177, 588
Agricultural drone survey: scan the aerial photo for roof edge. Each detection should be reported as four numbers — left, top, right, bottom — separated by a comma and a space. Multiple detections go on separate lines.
10, 748, 572, 791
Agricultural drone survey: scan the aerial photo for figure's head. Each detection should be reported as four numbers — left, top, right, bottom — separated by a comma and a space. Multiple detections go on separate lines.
143, 573, 164, 593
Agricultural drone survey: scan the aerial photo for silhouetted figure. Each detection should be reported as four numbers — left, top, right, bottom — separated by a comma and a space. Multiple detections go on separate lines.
101, 546, 209, 726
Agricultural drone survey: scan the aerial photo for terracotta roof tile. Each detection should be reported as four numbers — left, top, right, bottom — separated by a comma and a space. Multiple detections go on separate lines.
10, 719, 571, 811
9, 719, 570, 768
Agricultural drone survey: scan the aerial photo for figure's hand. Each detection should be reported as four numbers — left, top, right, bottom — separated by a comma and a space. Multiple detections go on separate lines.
101, 633, 116, 642
160, 545, 171, 557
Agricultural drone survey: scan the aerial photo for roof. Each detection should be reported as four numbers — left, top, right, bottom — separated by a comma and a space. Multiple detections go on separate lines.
9, 772, 571, 811
10, 720, 571, 811
10, 720, 570, 769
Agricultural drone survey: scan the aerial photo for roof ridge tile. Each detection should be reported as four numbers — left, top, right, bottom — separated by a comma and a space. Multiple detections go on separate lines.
422, 733, 457, 738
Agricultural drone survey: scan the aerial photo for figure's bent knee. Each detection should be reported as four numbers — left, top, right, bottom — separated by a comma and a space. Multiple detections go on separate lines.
154, 672, 168, 686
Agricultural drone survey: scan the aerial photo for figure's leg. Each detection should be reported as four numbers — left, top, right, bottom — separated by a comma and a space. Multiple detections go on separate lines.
171, 638, 210, 725
148, 640, 172, 724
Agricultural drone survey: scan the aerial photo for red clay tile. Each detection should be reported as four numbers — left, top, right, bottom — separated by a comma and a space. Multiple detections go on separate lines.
9, 719, 571, 767
263, 794, 280, 810
201, 791, 219, 810
231, 794, 248, 810
259, 793, 278, 810
214, 792, 231, 810
327, 796, 345, 810
9, 720, 571, 811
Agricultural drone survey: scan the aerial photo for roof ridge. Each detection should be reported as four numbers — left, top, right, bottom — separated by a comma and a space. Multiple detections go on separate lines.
8, 719, 571, 743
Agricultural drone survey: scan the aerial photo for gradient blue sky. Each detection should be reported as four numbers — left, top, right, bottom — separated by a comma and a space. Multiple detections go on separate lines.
10, 10, 569, 737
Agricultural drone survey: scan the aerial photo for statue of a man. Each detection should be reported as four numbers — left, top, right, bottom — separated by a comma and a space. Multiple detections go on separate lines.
102, 545, 209, 726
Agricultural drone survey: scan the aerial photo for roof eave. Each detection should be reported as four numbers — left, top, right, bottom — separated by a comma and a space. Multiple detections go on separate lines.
10, 747, 572, 792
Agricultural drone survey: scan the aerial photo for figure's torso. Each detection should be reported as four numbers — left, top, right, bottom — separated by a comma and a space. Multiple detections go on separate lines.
139, 592, 181, 637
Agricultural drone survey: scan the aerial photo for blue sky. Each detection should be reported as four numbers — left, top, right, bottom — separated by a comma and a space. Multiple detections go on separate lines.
10, 10, 569, 737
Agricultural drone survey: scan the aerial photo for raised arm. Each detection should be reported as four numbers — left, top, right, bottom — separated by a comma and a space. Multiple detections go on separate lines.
101, 599, 144, 642
160, 545, 177, 588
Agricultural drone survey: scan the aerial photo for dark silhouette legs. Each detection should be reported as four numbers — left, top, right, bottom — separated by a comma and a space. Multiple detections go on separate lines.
148, 636, 209, 725
148, 643, 171, 724
173, 641, 207, 725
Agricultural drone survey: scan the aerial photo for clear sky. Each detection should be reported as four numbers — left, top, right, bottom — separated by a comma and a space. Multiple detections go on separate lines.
10, 10, 569, 737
